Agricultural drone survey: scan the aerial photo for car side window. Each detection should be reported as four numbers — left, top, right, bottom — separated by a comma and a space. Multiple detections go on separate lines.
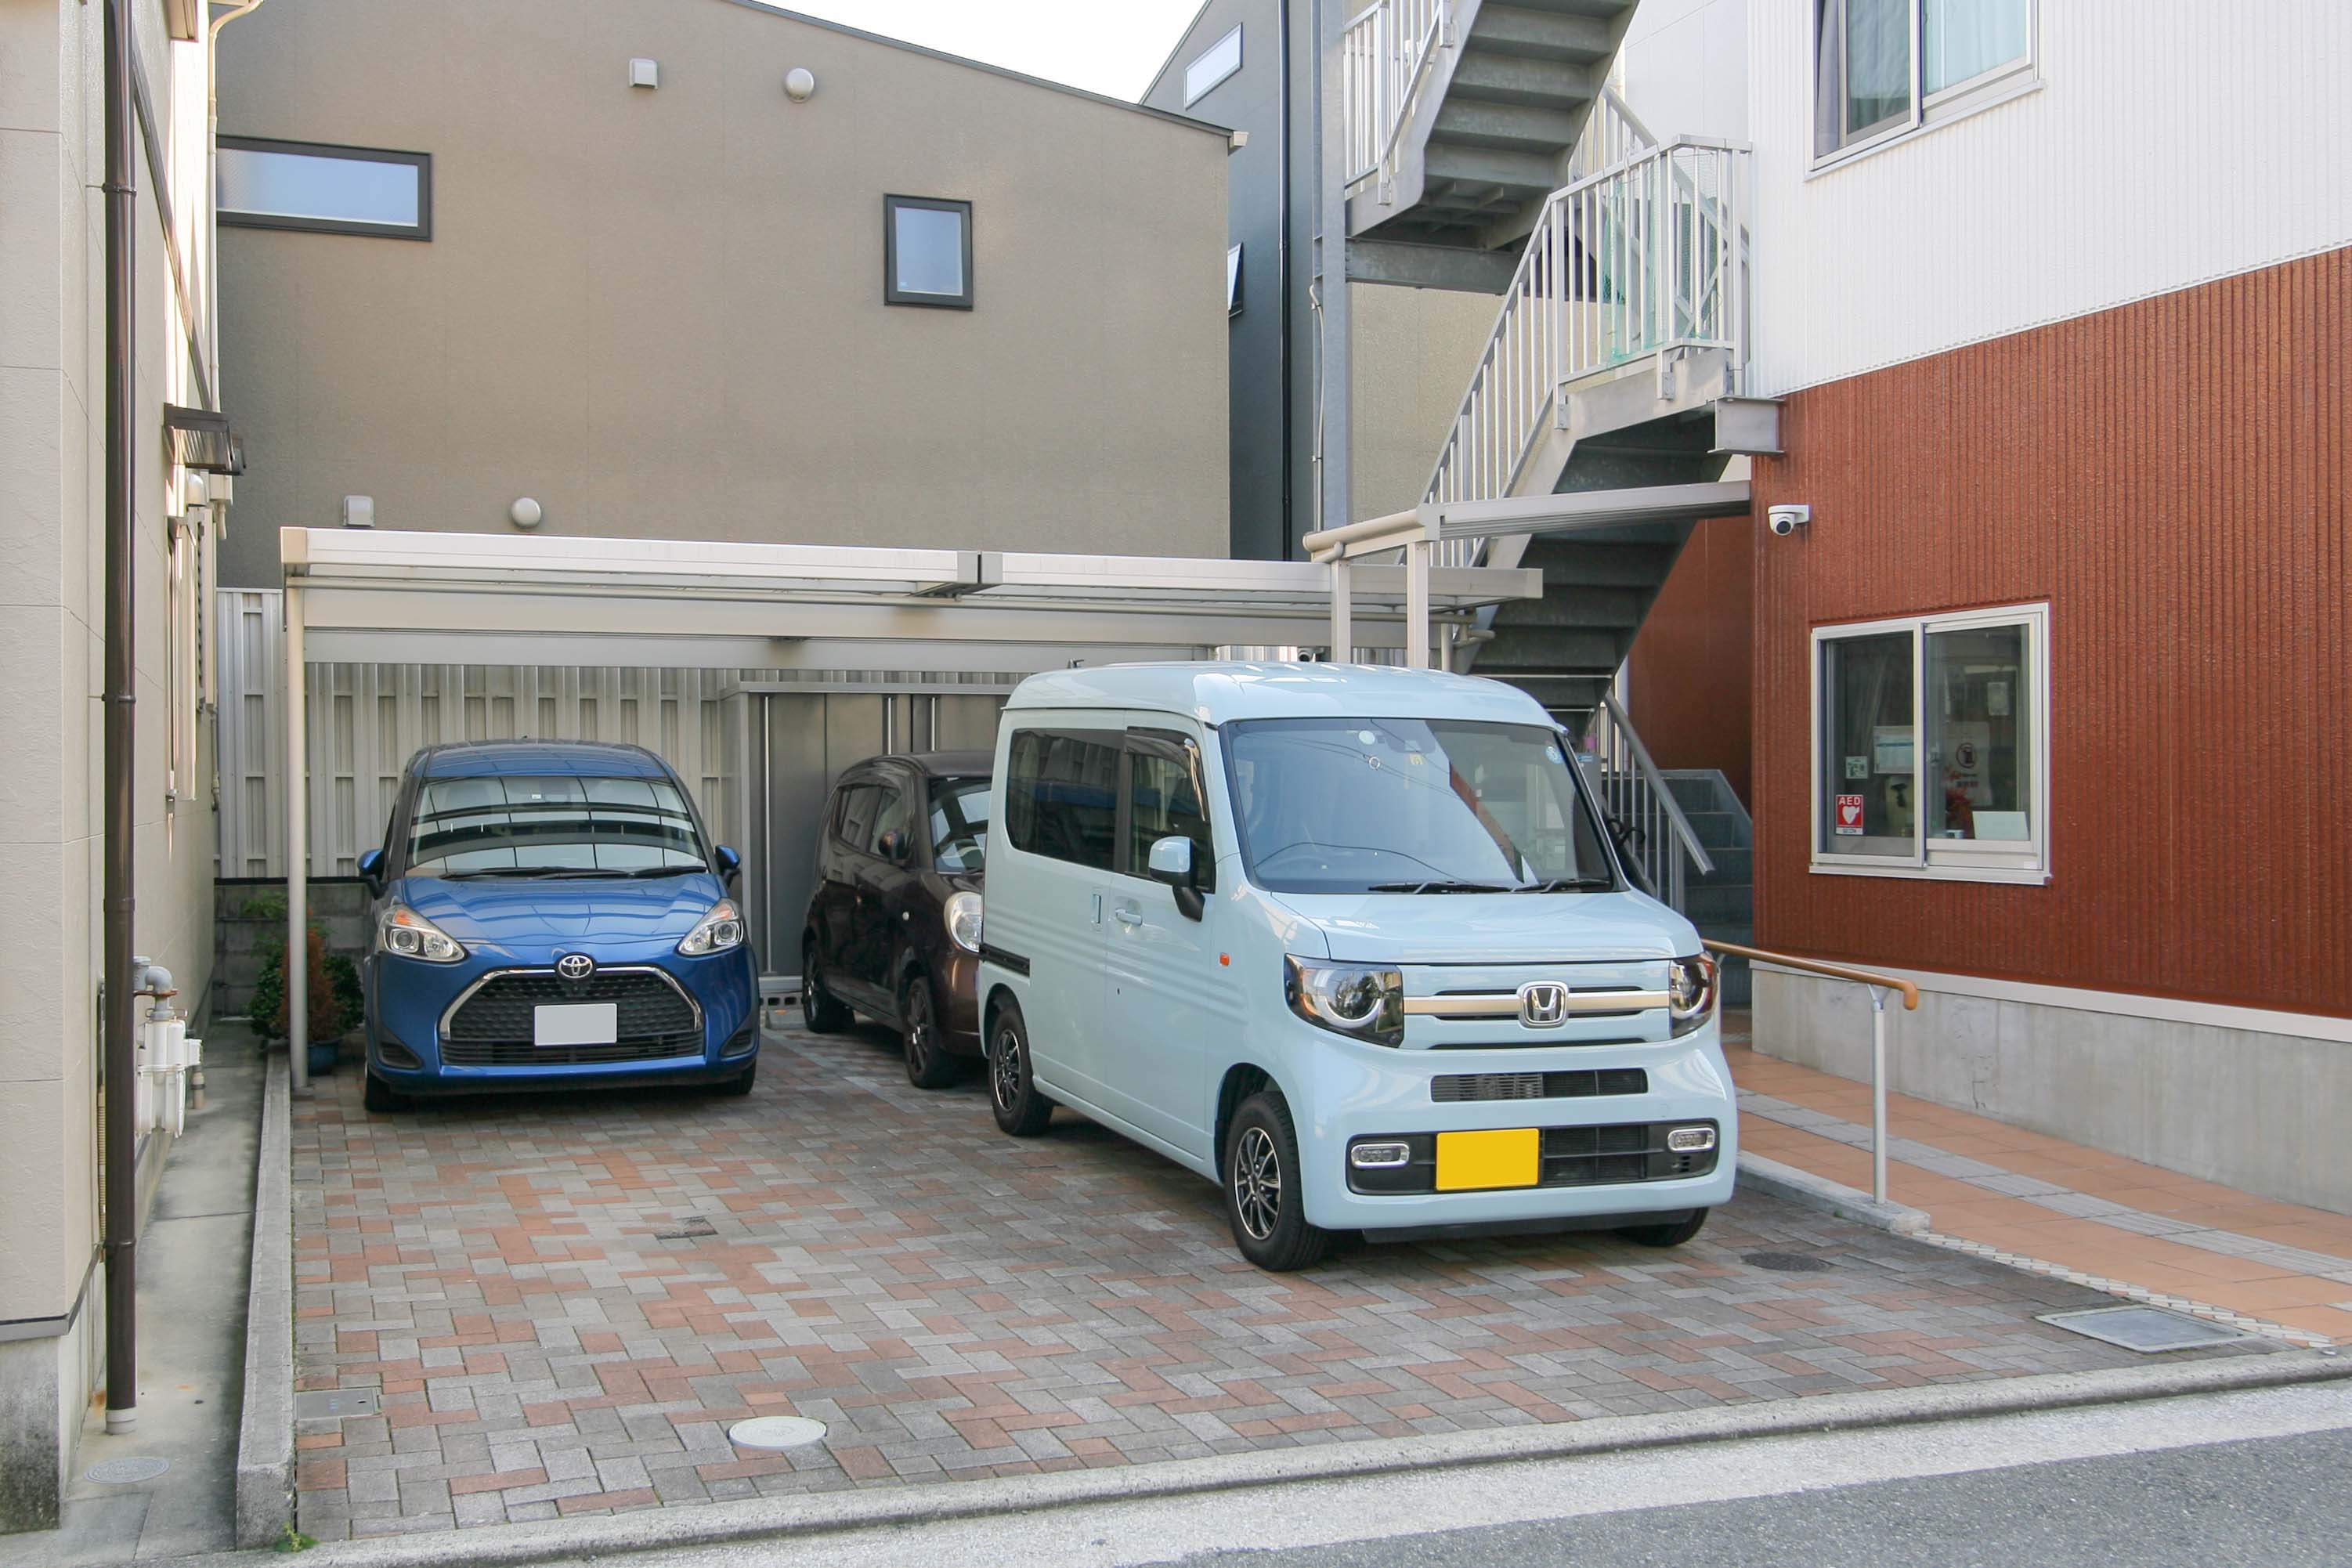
1127, 731, 1216, 891
835, 783, 881, 853
867, 785, 912, 859
1004, 728, 1120, 870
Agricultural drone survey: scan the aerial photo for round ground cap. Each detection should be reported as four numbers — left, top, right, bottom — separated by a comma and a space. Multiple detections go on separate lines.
728, 1415, 828, 1451
85, 1456, 170, 1484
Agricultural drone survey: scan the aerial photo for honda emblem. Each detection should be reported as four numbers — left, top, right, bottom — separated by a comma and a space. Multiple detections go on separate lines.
556, 953, 595, 981
1519, 981, 1570, 1028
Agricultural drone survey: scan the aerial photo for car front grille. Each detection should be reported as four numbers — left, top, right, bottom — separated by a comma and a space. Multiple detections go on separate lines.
441, 968, 701, 1068
1541, 1122, 1718, 1187
1431, 1068, 1649, 1104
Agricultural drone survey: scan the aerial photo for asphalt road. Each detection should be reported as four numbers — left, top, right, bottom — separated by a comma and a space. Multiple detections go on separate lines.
1167, 1425, 2352, 1568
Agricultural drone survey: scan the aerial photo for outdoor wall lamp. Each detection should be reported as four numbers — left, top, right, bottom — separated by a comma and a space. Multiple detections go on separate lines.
784, 67, 817, 102
509, 497, 544, 529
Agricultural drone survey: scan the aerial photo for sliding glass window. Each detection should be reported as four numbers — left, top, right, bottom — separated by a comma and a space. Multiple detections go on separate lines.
1815, 0, 2034, 164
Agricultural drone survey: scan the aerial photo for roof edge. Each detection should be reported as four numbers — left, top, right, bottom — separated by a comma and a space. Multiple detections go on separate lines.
1140, 0, 1216, 108
714, 0, 1231, 137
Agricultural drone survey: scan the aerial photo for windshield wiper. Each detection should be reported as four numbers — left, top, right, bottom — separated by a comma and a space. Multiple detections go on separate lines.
1366, 880, 1513, 894
1512, 876, 1617, 893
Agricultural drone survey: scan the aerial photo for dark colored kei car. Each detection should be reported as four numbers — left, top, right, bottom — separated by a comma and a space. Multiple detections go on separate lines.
800, 751, 989, 1088
356, 741, 761, 1111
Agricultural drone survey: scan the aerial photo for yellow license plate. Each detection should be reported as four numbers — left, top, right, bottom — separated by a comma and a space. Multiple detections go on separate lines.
1434, 1128, 1540, 1191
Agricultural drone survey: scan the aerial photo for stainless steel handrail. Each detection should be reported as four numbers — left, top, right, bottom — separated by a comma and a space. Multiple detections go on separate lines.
1705, 940, 1920, 1205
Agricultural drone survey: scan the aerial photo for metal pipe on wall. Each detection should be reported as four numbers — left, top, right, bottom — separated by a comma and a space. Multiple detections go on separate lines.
287, 586, 309, 1095
100, 0, 139, 1434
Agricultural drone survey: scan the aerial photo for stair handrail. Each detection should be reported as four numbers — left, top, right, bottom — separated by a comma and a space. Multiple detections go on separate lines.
1425, 136, 1752, 573
1344, 0, 1453, 194
1586, 689, 1714, 913
1564, 84, 1658, 182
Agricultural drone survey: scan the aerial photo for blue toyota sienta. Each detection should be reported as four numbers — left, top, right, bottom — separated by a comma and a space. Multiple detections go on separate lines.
355, 741, 761, 1111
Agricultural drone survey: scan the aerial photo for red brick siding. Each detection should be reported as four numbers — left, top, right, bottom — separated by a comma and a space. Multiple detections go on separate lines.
1628, 515, 1756, 807
1749, 245, 2352, 1016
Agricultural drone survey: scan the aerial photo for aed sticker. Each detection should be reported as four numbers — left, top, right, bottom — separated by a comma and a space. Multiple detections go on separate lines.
1545, 746, 1563, 762
1844, 754, 1869, 779
1834, 794, 1866, 835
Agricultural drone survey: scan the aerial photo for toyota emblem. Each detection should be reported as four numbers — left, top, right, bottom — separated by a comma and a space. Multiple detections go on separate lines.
1519, 981, 1570, 1028
556, 953, 595, 981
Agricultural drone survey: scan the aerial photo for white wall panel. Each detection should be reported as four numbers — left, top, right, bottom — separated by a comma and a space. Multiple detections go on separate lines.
215, 591, 739, 879
1747, 0, 2352, 396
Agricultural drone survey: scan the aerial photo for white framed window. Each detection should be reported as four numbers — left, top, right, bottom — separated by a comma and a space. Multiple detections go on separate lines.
1184, 25, 1242, 106
1813, 0, 2034, 167
1227, 243, 1243, 315
1810, 603, 2050, 883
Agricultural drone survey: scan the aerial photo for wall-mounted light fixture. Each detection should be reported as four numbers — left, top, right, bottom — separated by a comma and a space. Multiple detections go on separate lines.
784, 67, 817, 102
629, 57, 659, 89
509, 497, 545, 529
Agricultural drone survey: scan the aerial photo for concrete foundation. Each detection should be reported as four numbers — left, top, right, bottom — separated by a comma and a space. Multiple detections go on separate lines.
0, 1275, 99, 1534
1754, 966, 2352, 1216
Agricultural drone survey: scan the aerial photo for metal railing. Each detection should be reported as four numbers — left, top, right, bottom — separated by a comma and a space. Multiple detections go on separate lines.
1584, 690, 1714, 912
1703, 940, 1922, 1205
1426, 137, 1752, 568
1343, 0, 1452, 194
1564, 83, 1659, 182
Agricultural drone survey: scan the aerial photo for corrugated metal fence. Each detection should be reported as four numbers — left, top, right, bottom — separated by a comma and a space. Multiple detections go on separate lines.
215, 590, 744, 879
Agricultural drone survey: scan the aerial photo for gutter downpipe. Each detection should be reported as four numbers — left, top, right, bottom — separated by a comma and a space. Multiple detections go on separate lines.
101, 0, 139, 1435
204, 2, 265, 385
1276, 0, 1294, 564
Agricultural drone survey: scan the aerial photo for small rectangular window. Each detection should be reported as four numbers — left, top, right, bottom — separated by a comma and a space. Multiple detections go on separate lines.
217, 136, 431, 239
1227, 244, 1243, 315
1812, 604, 2049, 881
1814, 0, 2032, 164
1127, 732, 1216, 891
1005, 728, 1120, 870
1184, 25, 1242, 106
885, 195, 974, 309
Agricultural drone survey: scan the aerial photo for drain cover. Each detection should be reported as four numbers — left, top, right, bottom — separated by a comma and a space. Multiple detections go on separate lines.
728, 1415, 828, 1451
85, 1456, 169, 1485
2039, 1306, 2249, 1353
294, 1389, 381, 1420
1743, 1251, 1834, 1273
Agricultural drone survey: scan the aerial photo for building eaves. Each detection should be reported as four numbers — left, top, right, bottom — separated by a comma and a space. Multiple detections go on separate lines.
714, 0, 1231, 137
1140, 0, 1217, 107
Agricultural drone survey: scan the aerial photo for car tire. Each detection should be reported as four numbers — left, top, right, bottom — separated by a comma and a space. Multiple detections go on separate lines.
901, 972, 959, 1090
987, 1001, 1053, 1136
800, 937, 853, 1033
362, 1071, 406, 1114
713, 1057, 757, 1097
1619, 1209, 1708, 1248
1223, 1090, 1331, 1272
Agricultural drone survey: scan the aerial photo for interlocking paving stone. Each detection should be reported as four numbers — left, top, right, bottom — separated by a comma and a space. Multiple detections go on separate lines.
289, 1019, 2270, 1539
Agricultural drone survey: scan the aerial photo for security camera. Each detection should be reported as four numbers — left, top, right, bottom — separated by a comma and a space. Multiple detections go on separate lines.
1766, 504, 1811, 537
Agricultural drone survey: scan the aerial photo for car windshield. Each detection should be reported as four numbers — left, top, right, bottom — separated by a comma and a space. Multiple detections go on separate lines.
406, 775, 708, 877
929, 777, 990, 874
1223, 717, 1617, 894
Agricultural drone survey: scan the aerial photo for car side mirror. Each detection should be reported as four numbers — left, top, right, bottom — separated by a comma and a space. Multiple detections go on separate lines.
356, 847, 385, 896
1147, 835, 1204, 922
714, 844, 742, 884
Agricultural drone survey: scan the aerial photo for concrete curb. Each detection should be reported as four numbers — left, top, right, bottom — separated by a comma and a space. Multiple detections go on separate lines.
232, 1055, 294, 1549
182, 1349, 2350, 1568
1737, 1151, 1931, 1234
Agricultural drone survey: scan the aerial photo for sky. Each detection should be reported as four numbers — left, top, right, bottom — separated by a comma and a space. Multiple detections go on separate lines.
780, 0, 1207, 101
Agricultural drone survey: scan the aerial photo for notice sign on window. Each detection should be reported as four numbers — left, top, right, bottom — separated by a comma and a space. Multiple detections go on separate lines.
1834, 794, 1866, 836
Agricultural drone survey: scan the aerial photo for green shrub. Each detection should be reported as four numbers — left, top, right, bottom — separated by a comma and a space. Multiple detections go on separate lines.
251, 923, 352, 1042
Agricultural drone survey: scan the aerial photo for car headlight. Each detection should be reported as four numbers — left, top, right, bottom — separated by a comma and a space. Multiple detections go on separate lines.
1284, 956, 1404, 1047
1667, 952, 1718, 1036
677, 898, 746, 956
378, 904, 466, 964
945, 891, 983, 953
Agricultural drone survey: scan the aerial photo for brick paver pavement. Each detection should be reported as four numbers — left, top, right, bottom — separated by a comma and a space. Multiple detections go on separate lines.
290, 1017, 2276, 1541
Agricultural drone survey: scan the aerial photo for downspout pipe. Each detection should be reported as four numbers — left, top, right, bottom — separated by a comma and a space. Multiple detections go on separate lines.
101, 0, 139, 1435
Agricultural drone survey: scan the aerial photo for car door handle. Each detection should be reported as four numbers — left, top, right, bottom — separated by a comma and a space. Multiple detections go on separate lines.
1113, 909, 1143, 927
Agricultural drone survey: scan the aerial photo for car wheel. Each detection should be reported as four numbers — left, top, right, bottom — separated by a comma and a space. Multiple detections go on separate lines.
362, 1071, 406, 1114
800, 937, 853, 1033
1223, 1090, 1331, 1271
712, 1057, 757, 1097
901, 972, 959, 1089
1619, 1209, 1708, 1248
987, 1001, 1053, 1136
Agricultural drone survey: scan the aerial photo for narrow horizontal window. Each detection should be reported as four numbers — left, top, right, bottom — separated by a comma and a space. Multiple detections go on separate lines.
217, 136, 431, 239
1227, 243, 1243, 315
1185, 25, 1242, 106
885, 195, 974, 309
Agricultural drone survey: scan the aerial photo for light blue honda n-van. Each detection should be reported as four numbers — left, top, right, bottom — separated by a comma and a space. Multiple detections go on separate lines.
974, 663, 1734, 1270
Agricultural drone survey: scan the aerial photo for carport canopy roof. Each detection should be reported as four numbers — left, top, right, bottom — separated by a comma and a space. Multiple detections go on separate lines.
281, 527, 1543, 673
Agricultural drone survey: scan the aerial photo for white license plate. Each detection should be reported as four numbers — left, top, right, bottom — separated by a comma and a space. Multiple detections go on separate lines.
533, 1003, 618, 1047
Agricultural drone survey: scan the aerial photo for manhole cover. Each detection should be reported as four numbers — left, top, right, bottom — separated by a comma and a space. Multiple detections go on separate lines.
2039, 1306, 2250, 1353
85, 1457, 169, 1485
728, 1415, 828, 1451
1743, 1251, 1833, 1273
294, 1389, 381, 1420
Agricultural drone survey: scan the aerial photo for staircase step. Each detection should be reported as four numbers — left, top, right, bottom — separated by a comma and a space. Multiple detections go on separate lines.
1469, 4, 1617, 63
1430, 99, 1588, 154
1446, 48, 1599, 110
1520, 540, 1683, 586
1693, 846, 1752, 883
1422, 143, 1565, 196
1680, 881, 1753, 926
1677, 808, 1748, 847
1490, 583, 1647, 629
1664, 773, 1721, 815
1475, 628, 1627, 672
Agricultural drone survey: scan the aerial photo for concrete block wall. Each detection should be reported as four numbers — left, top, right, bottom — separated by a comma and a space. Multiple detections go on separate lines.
1754, 966, 2352, 1217
211, 880, 370, 1021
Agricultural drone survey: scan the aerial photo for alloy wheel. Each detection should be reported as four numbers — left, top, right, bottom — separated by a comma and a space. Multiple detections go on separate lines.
1232, 1125, 1281, 1241
991, 1024, 1021, 1110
